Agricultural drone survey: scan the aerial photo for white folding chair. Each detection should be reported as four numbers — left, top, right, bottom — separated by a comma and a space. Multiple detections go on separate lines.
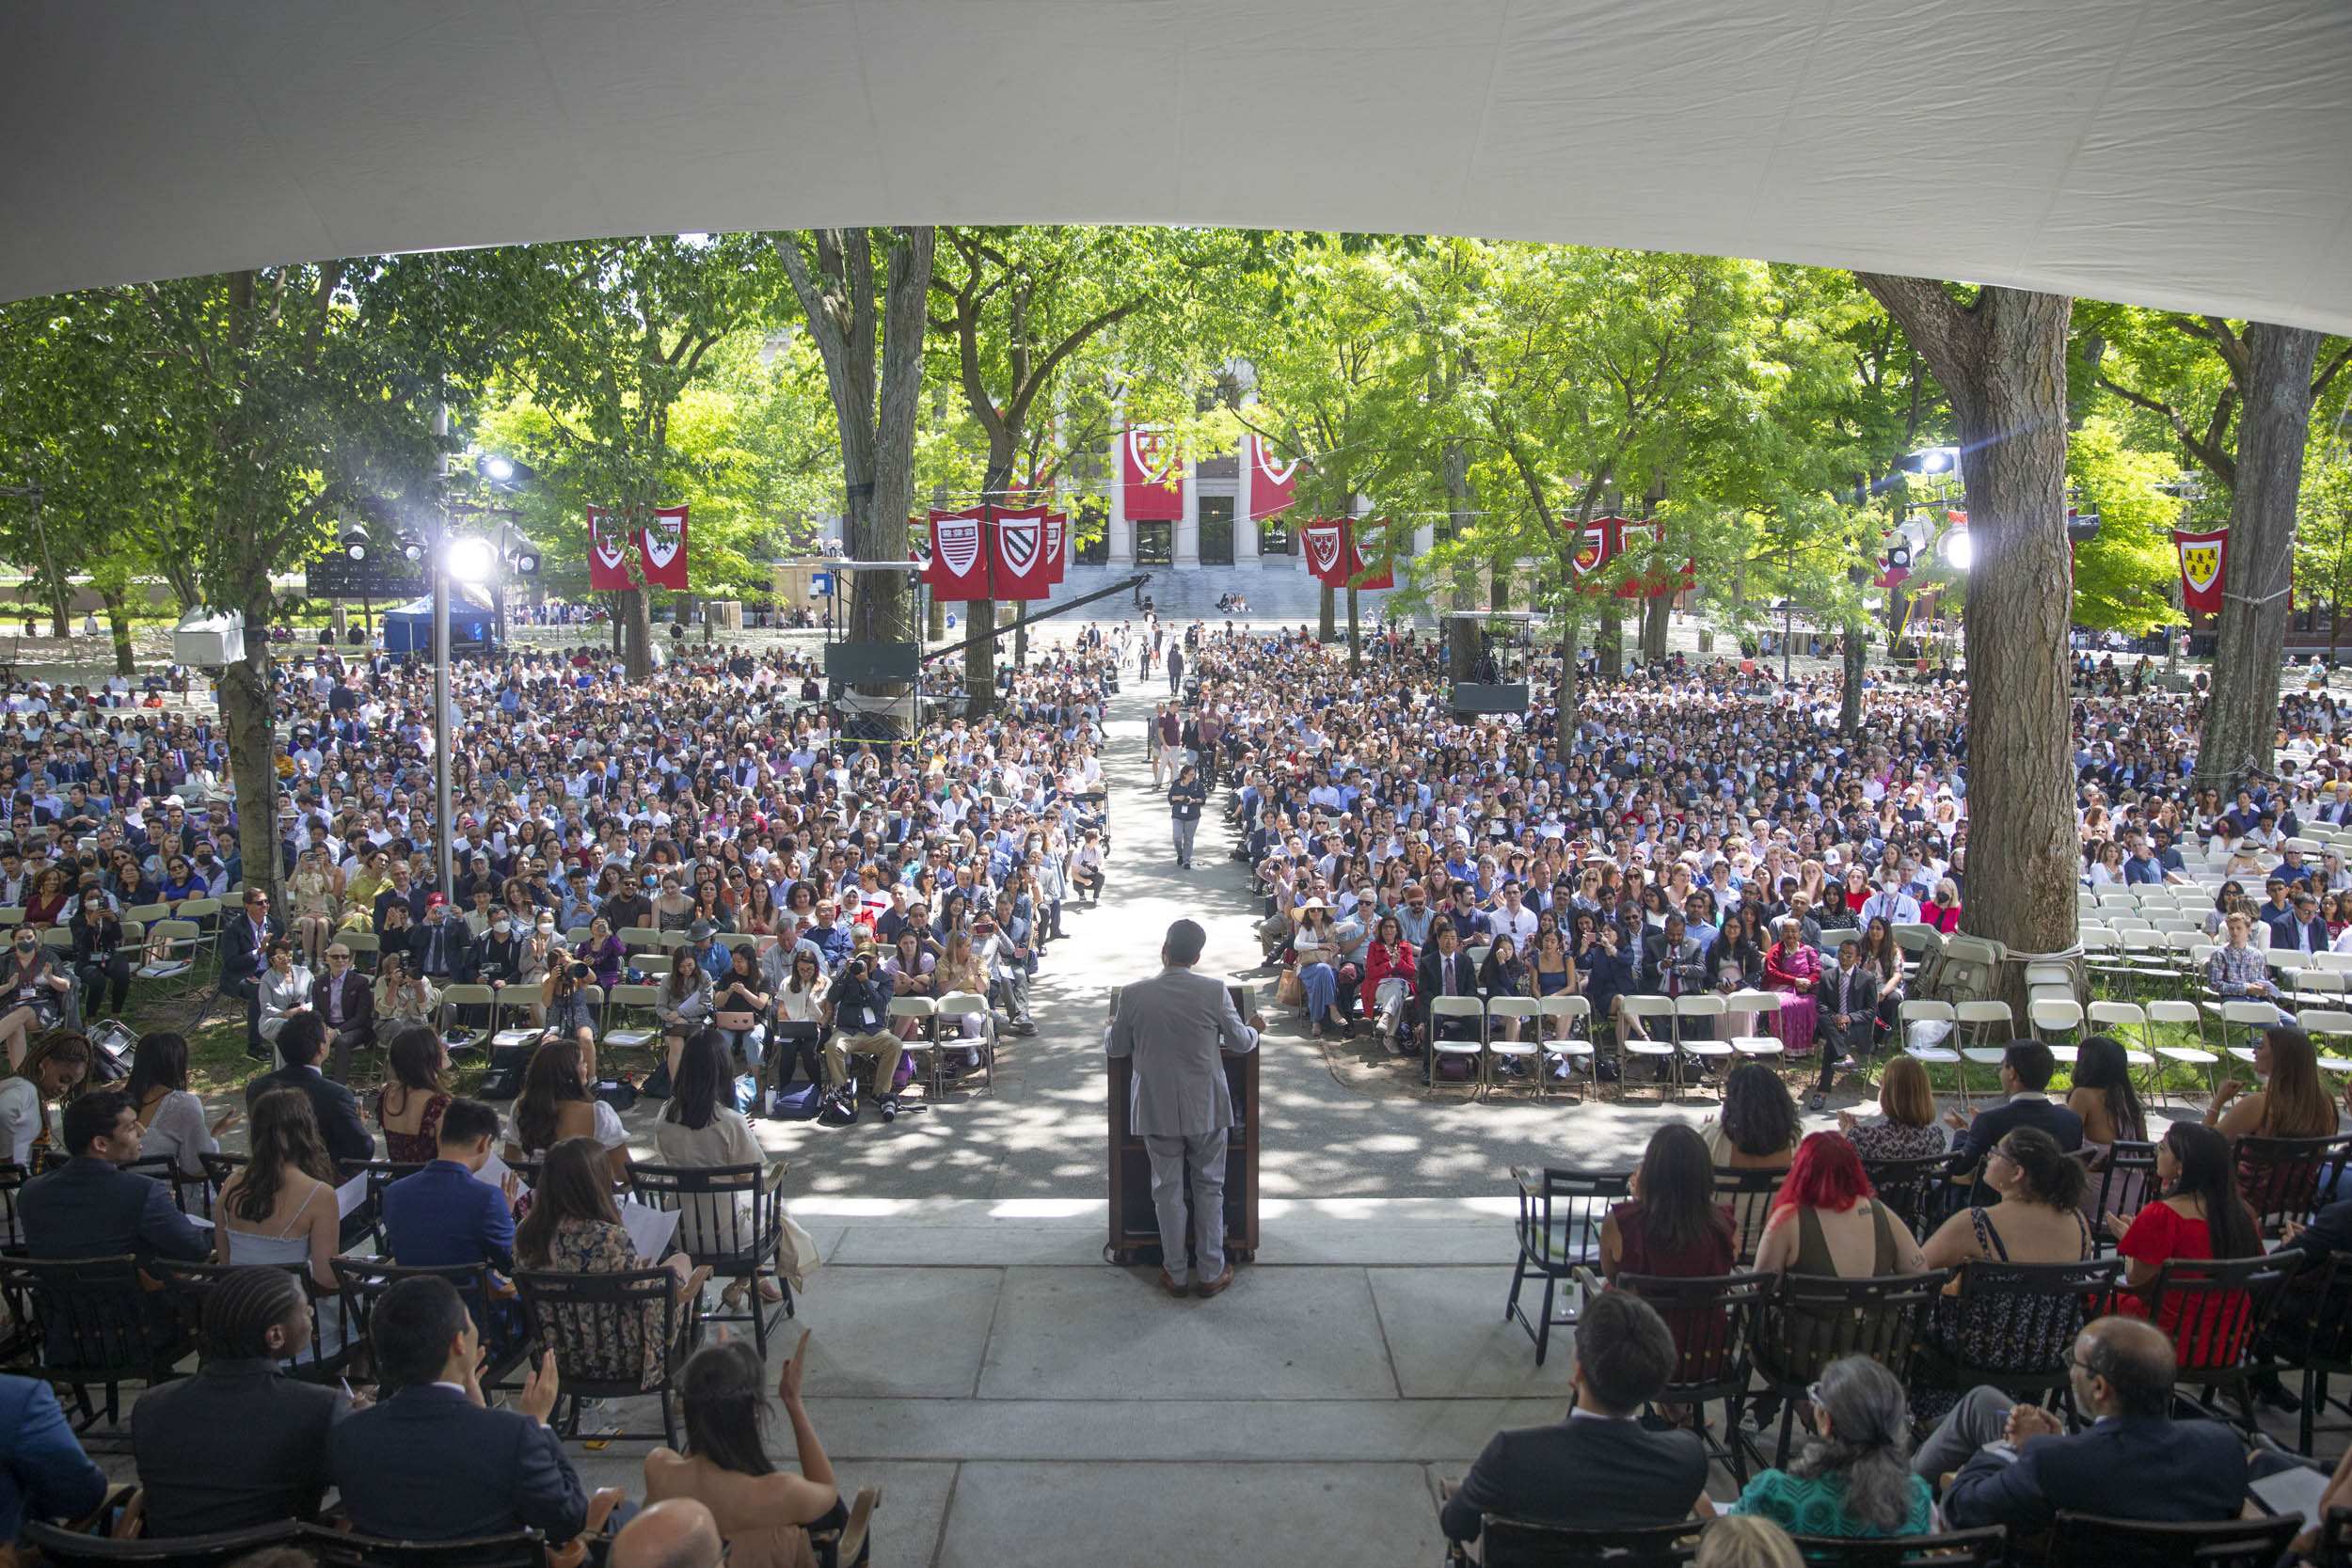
2145, 997, 2215, 1102
1617, 994, 1678, 1099
1486, 996, 1542, 1095
1675, 994, 1733, 1085
1427, 995, 1487, 1093
1954, 999, 2014, 1104
1536, 994, 1596, 1091
1724, 990, 1784, 1062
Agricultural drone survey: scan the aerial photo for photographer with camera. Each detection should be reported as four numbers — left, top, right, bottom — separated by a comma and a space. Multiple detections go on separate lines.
539, 958, 599, 1064
822, 949, 906, 1123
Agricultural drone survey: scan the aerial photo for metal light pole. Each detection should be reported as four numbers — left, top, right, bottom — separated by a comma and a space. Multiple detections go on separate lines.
431, 402, 455, 897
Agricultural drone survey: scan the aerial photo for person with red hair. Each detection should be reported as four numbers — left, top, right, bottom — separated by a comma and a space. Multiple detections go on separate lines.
1756, 1132, 1928, 1278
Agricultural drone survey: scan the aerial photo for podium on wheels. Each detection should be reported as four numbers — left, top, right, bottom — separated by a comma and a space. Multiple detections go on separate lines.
1105, 982, 1260, 1266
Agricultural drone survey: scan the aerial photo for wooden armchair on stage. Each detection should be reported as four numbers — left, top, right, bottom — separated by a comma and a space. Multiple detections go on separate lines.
1104, 982, 1260, 1267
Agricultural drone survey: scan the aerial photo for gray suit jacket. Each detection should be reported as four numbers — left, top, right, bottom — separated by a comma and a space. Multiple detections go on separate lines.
1107, 967, 1260, 1137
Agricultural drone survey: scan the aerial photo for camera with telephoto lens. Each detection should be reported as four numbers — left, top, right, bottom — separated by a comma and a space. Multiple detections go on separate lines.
569, 962, 591, 982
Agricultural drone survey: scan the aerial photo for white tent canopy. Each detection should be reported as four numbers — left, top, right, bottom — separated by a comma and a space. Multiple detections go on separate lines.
4, 0, 2348, 331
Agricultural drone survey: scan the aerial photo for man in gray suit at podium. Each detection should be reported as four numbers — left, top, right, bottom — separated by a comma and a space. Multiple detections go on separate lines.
1109, 919, 1263, 1298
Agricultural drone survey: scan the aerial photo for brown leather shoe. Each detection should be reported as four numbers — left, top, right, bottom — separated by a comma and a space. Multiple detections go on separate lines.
1158, 1270, 1188, 1297
1195, 1264, 1235, 1298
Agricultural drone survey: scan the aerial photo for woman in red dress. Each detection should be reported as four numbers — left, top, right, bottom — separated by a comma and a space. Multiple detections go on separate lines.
1361, 913, 1417, 1044
1762, 917, 1821, 1056
2107, 1121, 2261, 1367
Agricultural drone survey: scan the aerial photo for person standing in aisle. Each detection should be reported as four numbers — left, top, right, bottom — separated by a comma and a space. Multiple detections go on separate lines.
1168, 640, 1184, 696
1169, 763, 1206, 870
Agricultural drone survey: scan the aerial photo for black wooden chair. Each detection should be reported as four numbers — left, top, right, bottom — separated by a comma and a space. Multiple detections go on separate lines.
17, 1519, 303, 1568
358, 1160, 432, 1253
2312, 1506, 2352, 1568
515, 1265, 701, 1445
2086, 1140, 2158, 1250
2043, 1510, 2301, 1568
303, 1524, 547, 1568
1786, 1528, 2006, 1567
1858, 1152, 1958, 1240
2234, 1133, 2352, 1239
1713, 1166, 1788, 1267
1581, 1267, 1772, 1483
149, 1256, 355, 1384
627, 1162, 793, 1355
0, 1254, 196, 1427
1747, 1270, 1947, 1468
0, 1160, 28, 1258
2264, 1250, 2352, 1453
1913, 1257, 2123, 1404
2142, 1253, 2294, 1429
330, 1257, 532, 1389
1445, 1517, 1697, 1567
1505, 1166, 1630, 1365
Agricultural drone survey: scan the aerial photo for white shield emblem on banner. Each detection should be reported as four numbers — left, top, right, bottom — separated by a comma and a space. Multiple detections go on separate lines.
1001, 515, 1040, 572
1572, 529, 1607, 575
1255, 436, 1298, 487
2182, 543, 2222, 593
644, 513, 683, 569
592, 515, 627, 571
938, 515, 982, 577
1129, 428, 1174, 483
1306, 526, 1343, 574
1044, 517, 1064, 567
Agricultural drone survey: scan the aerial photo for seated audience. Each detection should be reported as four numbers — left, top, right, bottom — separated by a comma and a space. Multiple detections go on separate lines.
382, 1096, 517, 1272
328, 1275, 589, 1541
643, 1334, 844, 1568
1722, 1356, 1931, 1538
2206, 1024, 2335, 1141
1438, 1291, 1705, 1543
129, 1265, 350, 1535
1755, 1132, 1928, 1278
515, 1135, 708, 1386
215, 1088, 349, 1354
1834, 1053, 1949, 1163
1601, 1123, 1736, 1284
244, 1010, 374, 1164
1942, 1040, 2083, 1196
2066, 1034, 2150, 1222
1703, 1062, 1801, 1172
656, 1027, 783, 1307
2106, 1120, 2262, 1357
508, 1036, 630, 1184
21, 1087, 210, 1264
125, 1030, 233, 1182
0, 1372, 108, 1544
1915, 1316, 2248, 1530
373, 1022, 453, 1164
0, 1030, 91, 1171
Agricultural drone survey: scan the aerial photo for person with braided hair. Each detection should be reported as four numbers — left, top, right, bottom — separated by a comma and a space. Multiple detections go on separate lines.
129, 1264, 352, 1536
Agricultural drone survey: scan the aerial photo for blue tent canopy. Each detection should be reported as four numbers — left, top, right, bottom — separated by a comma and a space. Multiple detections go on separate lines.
382, 588, 495, 656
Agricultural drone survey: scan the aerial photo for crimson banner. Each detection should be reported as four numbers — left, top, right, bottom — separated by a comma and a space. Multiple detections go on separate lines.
990, 505, 1054, 601
1346, 517, 1394, 590
586, 507, 630, 592
1248, 433, 1297, 522
1569, 515, 1620, 593
1302, 519, 1347, 586
2173, 526, 2229, 615
924, 507, 993, 601
1042, 512, 1068, 585
1121, 426, 1183, 522
1612, 517, 1693, 599
640, 505, 690, 590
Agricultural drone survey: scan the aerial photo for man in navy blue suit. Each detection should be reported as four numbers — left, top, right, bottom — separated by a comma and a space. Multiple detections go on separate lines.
329, 1275, 592, 1543
21, 1090, 210, 1266
381, 1098, 516, 1272
1916, 1315, 2248, 1529
219, 885, 284, 1060
1942, 1040, 2083, 1200
0, 1373, 108, 1540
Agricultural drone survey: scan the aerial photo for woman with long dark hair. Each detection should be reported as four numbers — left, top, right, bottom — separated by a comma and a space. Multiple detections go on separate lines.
2207, 1026, 2335, 1142
506, 1037, 630, 1184
2109, 1120, 2262, 1362
1705, 1061, 1802, 1172
642, 1335, 843, 1568
1601, 1123, 1736, 1283
2068, 1034, 2150, 1222
127, 1030, 236, 1180
656, 1027, 783, 1307
216, 1088, 347, 1353
515, 1135, 707, 1385
373, 1022, 452, 1164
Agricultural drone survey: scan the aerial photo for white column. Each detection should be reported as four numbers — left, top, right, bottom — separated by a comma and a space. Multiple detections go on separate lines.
1107, 429, 1134, 565
1174, 459, 1200, 567
1235, 435, 1261, 568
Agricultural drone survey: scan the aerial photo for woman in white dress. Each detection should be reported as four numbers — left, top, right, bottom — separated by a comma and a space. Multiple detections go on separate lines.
126, 1032, 236, 1209
505, 1035, 631, 1186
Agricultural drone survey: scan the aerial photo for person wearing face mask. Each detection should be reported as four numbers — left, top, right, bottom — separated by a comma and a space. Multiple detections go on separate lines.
70, 884, 132, 1022
0, 924, 74, 1069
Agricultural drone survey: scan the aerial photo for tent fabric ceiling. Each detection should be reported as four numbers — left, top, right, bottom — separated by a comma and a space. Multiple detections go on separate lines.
4, 0, 2348, 332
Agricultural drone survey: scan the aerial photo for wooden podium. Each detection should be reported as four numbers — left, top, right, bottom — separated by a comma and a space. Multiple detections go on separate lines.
1105, 982, 1261, 1266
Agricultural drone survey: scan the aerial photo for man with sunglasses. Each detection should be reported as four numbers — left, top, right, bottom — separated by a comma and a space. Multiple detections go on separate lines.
221, 886, 285, 1061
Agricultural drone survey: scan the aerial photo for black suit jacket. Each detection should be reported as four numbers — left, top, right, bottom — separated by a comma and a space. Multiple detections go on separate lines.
220, 913, 284, 988
1440, 1414, 1706, 1540
21, 1156, 211, 1264
317, 968, 375, 1041
1415, 947, 1480, 1031
244, 1063, 374, 1164
1955, 1094, 2084, 1172
329, 1383, 587, 1542
1944, 1413, 2246, 1531
130, 1357, 348, 1536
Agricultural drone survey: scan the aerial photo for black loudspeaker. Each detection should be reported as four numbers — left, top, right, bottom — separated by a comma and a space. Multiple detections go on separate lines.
477, 1039, 532, 1100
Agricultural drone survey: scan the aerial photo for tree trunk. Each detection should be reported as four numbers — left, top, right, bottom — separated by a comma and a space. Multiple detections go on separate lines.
1597, 611, 1622, 678
100, 584, 134, 675
1489, 562, 1511, 613
219, 585, 282, 912
1443, 442, 1481, 612
1347, 586, 1360, 673
621, 586, 652, 681
2196, 323, 2324, 790
1859, 275, 2078, 979
1640, 593, 1670, 664
1318, 583, 1336, 643
966, 598, 996, 710
1554, 617, 1583, 770
1840, 623, 1867, 735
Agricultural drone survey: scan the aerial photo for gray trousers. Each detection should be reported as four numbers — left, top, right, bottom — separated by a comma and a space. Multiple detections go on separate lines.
1145, 1128, 1228, 1281
1172, 816, 1199, 863
1912, 1385, 2013, 1481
